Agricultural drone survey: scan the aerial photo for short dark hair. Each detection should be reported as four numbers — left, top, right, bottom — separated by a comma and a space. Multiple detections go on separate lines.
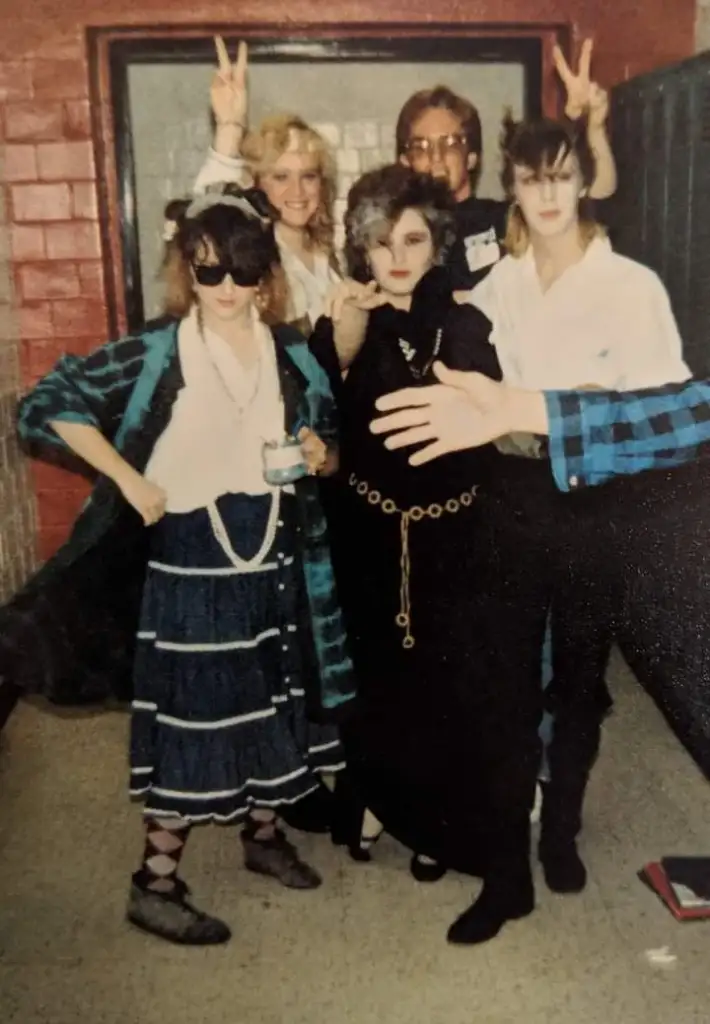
500, 114, 596, 195
161, 185, 286, 322
500, 115, 602, 256
344, 164, 456, 283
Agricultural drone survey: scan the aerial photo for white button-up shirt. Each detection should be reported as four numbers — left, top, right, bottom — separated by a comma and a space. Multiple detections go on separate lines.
468, 237, 690, 391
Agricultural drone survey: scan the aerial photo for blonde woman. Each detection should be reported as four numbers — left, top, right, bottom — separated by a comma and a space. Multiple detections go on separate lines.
194, 39, 342, 332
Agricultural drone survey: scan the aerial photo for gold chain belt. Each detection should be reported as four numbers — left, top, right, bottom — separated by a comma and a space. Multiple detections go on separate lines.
348, 472, 479, 649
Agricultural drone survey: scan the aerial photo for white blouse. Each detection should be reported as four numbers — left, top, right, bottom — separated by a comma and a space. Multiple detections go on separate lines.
193, 148, 340, 327
145, 309, 288, 513
467, 237, 690, 391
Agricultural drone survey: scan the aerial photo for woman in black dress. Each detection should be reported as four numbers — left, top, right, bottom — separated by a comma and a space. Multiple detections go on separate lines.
309, 165, 501, 883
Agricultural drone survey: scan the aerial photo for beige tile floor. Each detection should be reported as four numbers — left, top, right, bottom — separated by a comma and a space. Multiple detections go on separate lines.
1, 650, 710, 1024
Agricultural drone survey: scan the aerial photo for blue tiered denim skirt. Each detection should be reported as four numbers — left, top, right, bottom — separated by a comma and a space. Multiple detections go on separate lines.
129, 491, 344, 823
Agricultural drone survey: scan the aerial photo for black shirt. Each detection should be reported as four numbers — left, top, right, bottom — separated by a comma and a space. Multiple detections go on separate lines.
310, 267, 502, 508
447, 196, 509, 291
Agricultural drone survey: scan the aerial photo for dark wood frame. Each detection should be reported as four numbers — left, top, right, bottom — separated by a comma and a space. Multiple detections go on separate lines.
88, 25, 564, 336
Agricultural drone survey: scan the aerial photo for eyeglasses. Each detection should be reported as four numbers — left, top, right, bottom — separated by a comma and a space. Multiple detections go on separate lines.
192, 263, 262, 287
404, 133, 469, 160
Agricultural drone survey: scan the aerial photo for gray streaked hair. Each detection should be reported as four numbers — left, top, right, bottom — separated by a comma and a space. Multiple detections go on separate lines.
344, 164, 457, 283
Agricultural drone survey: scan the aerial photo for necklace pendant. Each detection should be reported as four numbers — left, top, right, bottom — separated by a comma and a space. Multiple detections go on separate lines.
398, 338, 416, 362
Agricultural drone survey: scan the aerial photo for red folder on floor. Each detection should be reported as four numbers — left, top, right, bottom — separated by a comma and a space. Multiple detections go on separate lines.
639, 860, 710, 921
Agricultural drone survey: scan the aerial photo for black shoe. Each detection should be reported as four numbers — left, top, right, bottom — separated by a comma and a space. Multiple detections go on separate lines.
331, 771, 383, 862
279, 785, 334, 834
127, 872, 231, 945
447, 879, 534, 945
539, 842, 587, 893
410, 854, 447, 883
333, 822, 383, 862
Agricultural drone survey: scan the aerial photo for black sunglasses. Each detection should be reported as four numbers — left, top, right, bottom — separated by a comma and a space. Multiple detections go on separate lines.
193, 263, 262, 287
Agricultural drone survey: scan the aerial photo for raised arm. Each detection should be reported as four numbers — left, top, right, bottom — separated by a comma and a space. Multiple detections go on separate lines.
193, 37, 252, 194
318, 279, 388, 371
553, 40, 617, 200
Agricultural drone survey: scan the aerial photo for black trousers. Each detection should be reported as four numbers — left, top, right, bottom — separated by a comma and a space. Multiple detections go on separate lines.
452, 457, 622, 883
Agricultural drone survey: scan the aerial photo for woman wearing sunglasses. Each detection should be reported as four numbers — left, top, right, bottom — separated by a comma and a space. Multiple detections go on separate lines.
0, 184, 355, 945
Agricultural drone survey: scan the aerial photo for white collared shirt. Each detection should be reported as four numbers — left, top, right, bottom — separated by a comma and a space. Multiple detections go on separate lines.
467, 237, 690, 391
279, 243, 340, 327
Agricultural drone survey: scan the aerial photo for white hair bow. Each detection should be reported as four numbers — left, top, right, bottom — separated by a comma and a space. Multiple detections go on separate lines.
161, 190, 269, 245
185, 191, 270, 224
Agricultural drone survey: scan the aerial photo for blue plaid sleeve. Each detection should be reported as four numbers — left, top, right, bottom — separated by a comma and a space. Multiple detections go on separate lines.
546, 381, 710, 491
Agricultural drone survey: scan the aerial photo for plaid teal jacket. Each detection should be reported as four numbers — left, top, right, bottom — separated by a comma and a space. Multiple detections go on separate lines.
13, 317, 356, 718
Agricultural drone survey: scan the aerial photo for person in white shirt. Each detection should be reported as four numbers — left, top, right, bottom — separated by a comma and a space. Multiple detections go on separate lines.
467, 116, 687, 396
12, 184, 354, 946
194, 39, 342, 332
397, 113, 688, 945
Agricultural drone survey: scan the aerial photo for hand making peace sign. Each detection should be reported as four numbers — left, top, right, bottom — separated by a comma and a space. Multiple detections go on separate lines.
211, 36, 249, 128
553, 38, 609, 129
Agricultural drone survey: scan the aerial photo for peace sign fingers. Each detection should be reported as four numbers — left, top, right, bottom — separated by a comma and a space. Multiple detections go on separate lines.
552, 44, 575, 90
234, 39, 248, 89
578, 38, 593, 87
214, 35, 231, 78
211, 37, 248, 128
553, 37, 596, 120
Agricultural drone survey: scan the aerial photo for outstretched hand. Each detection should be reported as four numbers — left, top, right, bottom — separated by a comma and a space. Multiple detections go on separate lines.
370, 362, 514, 465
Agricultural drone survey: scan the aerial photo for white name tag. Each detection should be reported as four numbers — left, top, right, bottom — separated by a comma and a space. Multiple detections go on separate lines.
464, 229, 500, 272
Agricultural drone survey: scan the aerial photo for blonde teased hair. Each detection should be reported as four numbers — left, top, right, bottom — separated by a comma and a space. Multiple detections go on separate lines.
242, 113, 338, 260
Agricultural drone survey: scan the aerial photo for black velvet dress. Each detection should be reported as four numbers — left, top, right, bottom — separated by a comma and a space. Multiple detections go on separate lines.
310, 267, 502, 871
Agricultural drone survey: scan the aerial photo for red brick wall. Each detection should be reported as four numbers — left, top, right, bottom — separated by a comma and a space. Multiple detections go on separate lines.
0, 0, 697, 562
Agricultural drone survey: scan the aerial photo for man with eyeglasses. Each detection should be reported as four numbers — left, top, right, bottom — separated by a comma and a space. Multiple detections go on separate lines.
396, 40, 618, 290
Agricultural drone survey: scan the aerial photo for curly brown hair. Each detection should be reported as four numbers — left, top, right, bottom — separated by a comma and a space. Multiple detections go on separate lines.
344, 164, 457, 283
161, 185, 288, 324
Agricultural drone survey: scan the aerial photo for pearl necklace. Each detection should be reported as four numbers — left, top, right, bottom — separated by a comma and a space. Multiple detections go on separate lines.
199, 315, 283, 571
207, 489, 282, 572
